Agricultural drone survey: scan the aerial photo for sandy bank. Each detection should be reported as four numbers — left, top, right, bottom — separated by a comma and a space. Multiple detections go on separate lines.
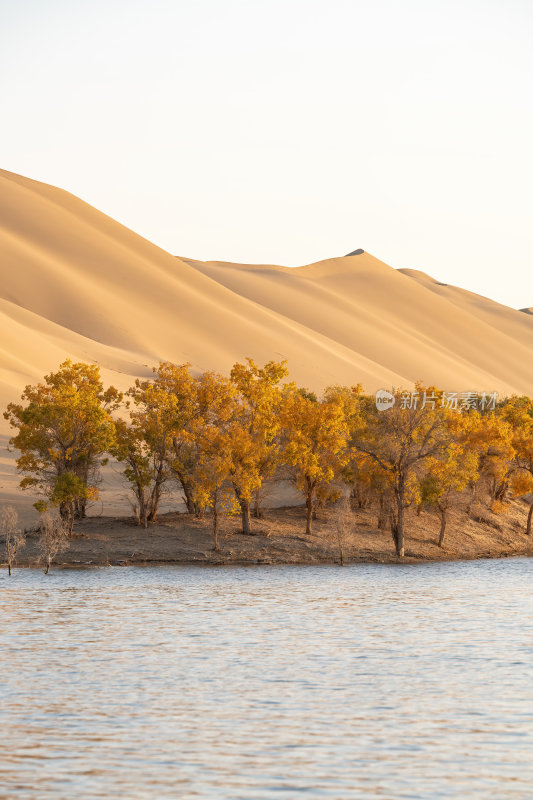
4, 498, 532, 571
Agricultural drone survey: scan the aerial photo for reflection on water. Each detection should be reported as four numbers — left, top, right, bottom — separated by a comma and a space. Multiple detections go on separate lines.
1, 560, 532, 799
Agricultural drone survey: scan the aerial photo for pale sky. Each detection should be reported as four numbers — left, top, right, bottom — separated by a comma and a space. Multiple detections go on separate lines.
2, 0, 532, 309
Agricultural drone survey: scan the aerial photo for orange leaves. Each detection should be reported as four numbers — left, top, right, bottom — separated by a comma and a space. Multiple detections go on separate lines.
511, 471, 533, 498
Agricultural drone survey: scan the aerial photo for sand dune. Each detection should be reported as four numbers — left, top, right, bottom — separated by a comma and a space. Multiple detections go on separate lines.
2, 167, 533, 523
1, 166, 533, 434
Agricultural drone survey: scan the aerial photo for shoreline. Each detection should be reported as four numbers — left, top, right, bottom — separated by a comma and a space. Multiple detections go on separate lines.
3, 500, 532, 572
16, 551, 532, 570
4, 550, 530, 571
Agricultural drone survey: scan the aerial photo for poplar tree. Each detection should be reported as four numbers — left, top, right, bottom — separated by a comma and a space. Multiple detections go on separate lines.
282, 386, 349, 535
353, 387, 451, 557
4, 360, 119, 524
501, 396, 533, 534
228, 359, 287, 534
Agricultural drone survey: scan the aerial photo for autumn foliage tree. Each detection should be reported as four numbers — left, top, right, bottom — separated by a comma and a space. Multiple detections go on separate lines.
353, 388, 452, 557
472, 412, 515, 505
282, 386, 350, 535
420, 442, 479, 546
111, 364, 202, 526
193, 426, 236, 551
347, 449, 394, 529
228, 359, 287, 534
149, 362, 200, 514
4, 360, 119, 526
191, 372, 238, 549
111, 363, 206, 526
501, 396, 533, 534
40, 472, 97, 534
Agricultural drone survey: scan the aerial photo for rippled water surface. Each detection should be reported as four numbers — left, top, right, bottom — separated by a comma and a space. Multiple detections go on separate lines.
1, 560, 533, 799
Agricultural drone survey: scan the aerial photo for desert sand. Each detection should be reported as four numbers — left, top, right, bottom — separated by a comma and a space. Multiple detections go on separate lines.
1, 167, 533, 524
1, 167, 533, 416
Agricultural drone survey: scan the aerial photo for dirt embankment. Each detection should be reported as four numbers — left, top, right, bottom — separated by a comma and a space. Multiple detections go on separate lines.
4, 495, 533, 570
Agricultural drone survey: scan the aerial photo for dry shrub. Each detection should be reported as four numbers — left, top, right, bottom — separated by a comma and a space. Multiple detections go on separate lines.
39, 512, 69, 574
1, 505, 25, 576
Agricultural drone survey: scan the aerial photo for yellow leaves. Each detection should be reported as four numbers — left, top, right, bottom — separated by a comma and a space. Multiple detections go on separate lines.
8, 357, 533, 540
5, 361, 118, 510
511, 471, 533, 498
499, 396, 533, 472
429, 443, 479, 491
490, 499, 509, 515
230, 358, 288, 398
223, 359, 287, 519
191, 360, 283, 513
282, 387, 349, 504
193, 423, 234, 510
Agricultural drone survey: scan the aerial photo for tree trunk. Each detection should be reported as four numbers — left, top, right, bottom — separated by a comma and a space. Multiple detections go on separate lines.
181, 478, 196, 515
527, 500, 533, 537
135, 482, 146, 527
148, 482, 162, 523
377, 495, 388, 530
66, 505, 74, 536
173, 465, 196, 514
147, 459, 167, 523
389, 512, 399, 555
240, 500, 251, 535
394, 484, 405, 557
138, 489, 148, 528
467, 482, 477, 514
233, 485, 252, 534
253, 490, 262, 519
8, 562, 11, 576
495, 480, 509, 503
76, 463, 90, 518
305, 500, 312, 535
75, 496, 88, 519
213, 490, 219, 551
438, 508, 447, 547
44, 554, 51, 575
305, 477, 315, 535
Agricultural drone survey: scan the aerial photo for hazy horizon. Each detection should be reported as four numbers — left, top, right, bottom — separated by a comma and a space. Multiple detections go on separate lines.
2, 0, 532, 308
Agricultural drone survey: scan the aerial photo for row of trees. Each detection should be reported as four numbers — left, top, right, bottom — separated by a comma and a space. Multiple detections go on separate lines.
4, 359, 533, 557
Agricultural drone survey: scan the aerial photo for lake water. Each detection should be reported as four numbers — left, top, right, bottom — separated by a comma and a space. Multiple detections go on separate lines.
1, 560, 532, 799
